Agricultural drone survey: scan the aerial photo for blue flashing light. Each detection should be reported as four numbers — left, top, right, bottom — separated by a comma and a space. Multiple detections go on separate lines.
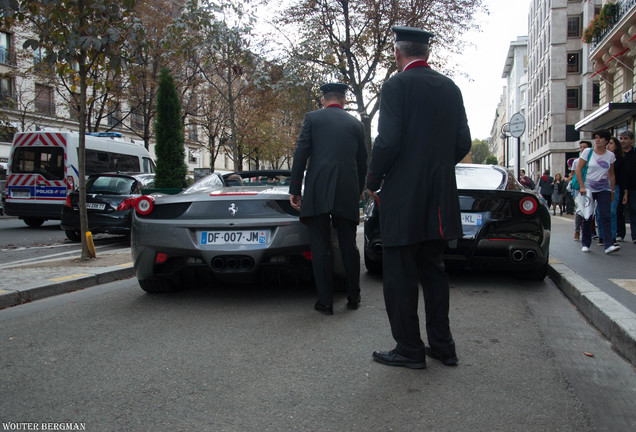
86, 132, 123, 138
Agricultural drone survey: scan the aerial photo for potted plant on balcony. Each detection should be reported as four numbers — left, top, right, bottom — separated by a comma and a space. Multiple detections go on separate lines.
583, 2, 619, 43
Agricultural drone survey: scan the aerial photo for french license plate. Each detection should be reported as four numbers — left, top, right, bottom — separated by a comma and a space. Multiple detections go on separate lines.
86, 203, 106, 210
461, 213, 482, 226
200, 230, 268, 245
11, 189, 30, 198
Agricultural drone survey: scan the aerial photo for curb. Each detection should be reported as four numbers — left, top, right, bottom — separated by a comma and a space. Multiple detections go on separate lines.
0, 264, 135, 309
548, 262, 636, 366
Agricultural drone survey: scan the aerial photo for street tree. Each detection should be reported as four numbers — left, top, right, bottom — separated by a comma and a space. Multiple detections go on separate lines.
178, 0, 266, 171
485, 155, 498, 165
154, 68, 187, 188
276, 0, 486, 157
1, 0, 141, 259
470, 138, 491, 164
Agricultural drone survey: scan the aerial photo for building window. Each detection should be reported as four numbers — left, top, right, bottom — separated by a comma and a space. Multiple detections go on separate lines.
567, 16, 581, 38
567, 52, 580, 73
131, 107, 144, 131
0, 76, 15, 103
593, 82, 600, 105
0, 31, 16, 65
34, 84, 55, 115
566, 125, 580, 142
567, 88, 581, 109
107, 102, 122, 127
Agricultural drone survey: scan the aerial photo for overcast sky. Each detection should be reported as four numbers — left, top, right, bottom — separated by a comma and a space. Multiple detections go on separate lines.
452, 0, 532, 140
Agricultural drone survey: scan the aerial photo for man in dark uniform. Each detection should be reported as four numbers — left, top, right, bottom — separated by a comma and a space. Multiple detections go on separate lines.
289, 83, 367, 315
367, 26, 471, 368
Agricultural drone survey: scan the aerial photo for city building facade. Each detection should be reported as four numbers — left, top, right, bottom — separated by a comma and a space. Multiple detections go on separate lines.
576, 0, 636, 136
502, 36, 529, 177
526, 0, 602, 181
0, 0, 237, 176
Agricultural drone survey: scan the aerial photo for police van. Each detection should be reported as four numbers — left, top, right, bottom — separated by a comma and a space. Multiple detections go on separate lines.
5, 131, 155, 227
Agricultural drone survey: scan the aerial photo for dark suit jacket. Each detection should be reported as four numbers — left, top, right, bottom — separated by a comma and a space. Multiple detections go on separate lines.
367, 65, 471, 247
289, 106, 367, 222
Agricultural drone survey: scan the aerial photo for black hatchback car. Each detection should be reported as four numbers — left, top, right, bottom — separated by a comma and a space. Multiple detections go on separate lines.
61, 173, 155, 241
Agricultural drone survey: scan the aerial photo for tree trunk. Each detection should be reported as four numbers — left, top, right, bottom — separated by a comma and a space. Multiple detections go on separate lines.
78, 59, 92, 259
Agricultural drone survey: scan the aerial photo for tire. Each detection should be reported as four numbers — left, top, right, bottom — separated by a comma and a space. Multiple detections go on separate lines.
139, 278, 179, 293
364, 252, 382, 274
23, 217, 45, 227
65, 230, 81, 242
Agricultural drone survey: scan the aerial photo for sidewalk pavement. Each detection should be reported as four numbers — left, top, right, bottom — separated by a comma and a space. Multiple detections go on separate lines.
0, 220, 635, 366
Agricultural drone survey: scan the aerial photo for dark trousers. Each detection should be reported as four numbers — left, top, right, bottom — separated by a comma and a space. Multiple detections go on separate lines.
627, 190, 636, 241
582, 190, 612, 248
617, 192, 626, 239
305, 214, 360, 306
382, 240, 455, 361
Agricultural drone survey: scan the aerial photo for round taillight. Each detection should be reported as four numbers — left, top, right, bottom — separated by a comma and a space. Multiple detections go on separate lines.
135, 195, 155, 215
519, 196, 537, 215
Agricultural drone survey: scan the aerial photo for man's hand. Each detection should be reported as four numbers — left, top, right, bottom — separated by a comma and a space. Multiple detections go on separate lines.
290, 194, 302, 211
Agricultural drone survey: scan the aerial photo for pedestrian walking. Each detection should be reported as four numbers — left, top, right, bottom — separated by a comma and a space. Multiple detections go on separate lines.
289, 82, 368, 316
595, 136, 623, 246
571, 140, 593, 240
621, 130, 636, 243
576, 129, 618, 254
618, 130, 635, 241
366, 26, 471, 369
551, 173, 565, 216
538, 170, 554, 207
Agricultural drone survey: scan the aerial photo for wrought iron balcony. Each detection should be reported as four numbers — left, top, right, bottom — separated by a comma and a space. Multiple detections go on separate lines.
591, 0, 636, 50
0, 47, 17, 66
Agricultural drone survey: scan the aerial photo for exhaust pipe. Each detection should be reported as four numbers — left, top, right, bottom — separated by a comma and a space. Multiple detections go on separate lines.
512, 250, 524, 262
240, 257, 254, 269
211, 257, 225, 271
226, 257, 239, 269
525, 250, 537, 261
372, 242, 383, 255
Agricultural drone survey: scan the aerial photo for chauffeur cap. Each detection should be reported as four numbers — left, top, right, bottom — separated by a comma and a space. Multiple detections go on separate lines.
391, 26, 434, 44
319, 82, 349, 95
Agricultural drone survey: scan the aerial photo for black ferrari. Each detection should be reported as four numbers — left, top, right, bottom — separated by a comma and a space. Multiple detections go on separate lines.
363, 163, 551, 280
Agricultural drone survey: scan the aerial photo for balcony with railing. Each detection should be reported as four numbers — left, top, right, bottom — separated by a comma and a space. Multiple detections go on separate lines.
590, 0, 636, 51
0, 46, 17, 66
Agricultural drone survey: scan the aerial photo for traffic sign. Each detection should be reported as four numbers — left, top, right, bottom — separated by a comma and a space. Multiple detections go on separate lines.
509, 113, 526, 138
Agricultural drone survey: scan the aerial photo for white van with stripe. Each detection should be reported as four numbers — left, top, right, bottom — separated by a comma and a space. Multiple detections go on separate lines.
5, 131, 154, 227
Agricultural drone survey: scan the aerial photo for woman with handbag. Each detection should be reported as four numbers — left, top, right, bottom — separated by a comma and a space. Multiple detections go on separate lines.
575, 129, 618, 254
571, 140, 592, 240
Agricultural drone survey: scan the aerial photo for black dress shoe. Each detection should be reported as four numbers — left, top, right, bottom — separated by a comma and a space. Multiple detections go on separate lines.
425, 346, 458, 366
372, 349, 426, 369
314, 301, 333, 316
346, 295, 360, 310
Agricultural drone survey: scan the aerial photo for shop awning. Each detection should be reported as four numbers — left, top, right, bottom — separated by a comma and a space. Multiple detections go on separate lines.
575, 102, 636, 131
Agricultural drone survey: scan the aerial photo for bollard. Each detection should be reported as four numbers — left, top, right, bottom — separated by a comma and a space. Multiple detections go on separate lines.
86, 231, 96, 258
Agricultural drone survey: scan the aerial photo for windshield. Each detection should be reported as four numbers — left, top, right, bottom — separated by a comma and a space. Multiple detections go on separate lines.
455, 166, 506, 190
86, 176, 135, 195
182, 173, 225, 194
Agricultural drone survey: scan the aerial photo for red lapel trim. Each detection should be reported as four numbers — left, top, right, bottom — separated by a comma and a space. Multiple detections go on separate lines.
326, 104, 344, 109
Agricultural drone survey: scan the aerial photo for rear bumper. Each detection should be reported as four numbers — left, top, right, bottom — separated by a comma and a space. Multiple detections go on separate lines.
5, 201, 63, 220
60, 207, 132, 234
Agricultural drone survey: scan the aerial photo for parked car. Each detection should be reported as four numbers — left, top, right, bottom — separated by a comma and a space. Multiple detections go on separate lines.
363, 163, 551, 280
61, 172, 155, 241
131, 170, 340, 293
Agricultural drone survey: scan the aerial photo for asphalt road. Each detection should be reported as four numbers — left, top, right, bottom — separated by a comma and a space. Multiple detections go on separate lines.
1, 269, 635, 431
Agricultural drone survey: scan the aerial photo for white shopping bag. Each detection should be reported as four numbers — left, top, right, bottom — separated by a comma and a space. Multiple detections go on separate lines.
575, 193, 596, 220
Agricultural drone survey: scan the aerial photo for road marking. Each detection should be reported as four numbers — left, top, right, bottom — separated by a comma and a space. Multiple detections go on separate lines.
117, 263, 133, 267
609, 279, 636, 295
48, 273, 92, 282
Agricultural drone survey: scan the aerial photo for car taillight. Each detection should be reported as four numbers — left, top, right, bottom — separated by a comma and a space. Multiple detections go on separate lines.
135, 195, 155, 215
519, 196, 537, 215
117, 197, 136, 211
65, 195, 72, 208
